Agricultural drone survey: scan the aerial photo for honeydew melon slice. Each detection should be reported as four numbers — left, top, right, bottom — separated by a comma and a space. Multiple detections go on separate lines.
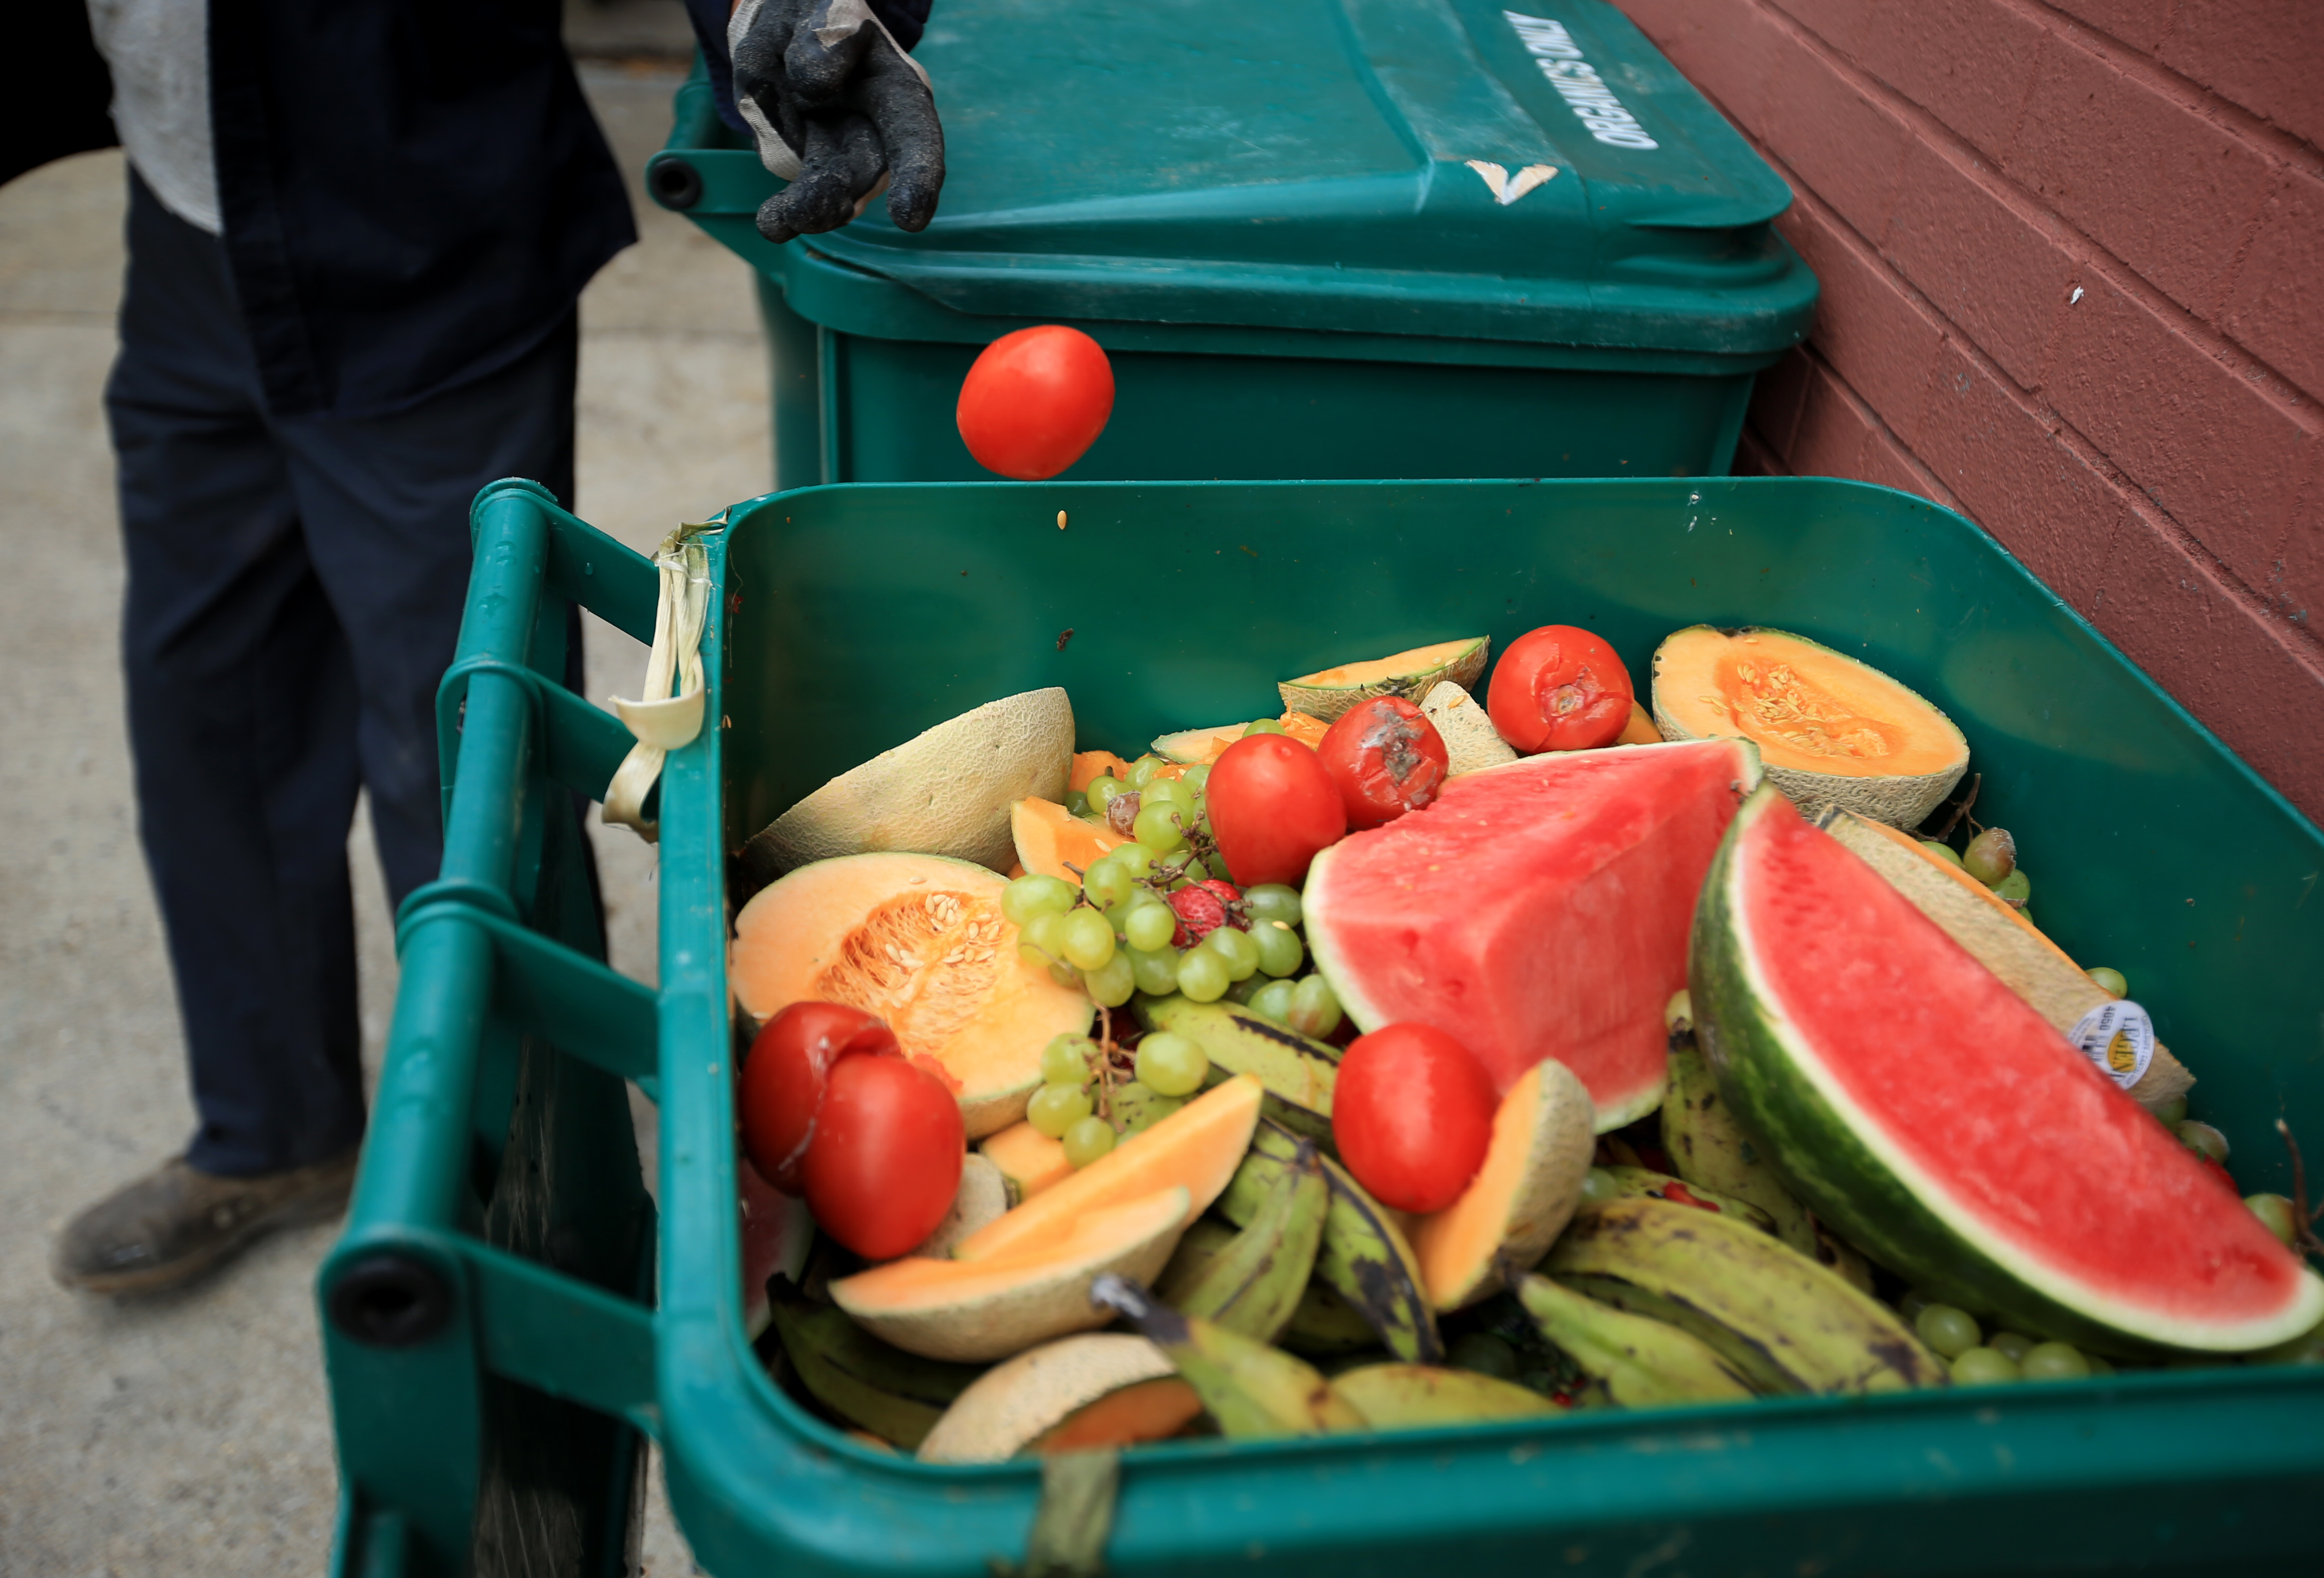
742, 688, 1073, 878
1305, 740, 1762, 1130
1651, 627, 1966, 827
831, 1187, 1192, 1362
1693, 784, 2323, 1355
1279, 637, 1489, 722
1820, 810, 2192, 1113
916, 1333, 1198, 1462
1407, 1060, 1596, 1310
729, 852, 1092, 1138
955, 1076, 1264, 1263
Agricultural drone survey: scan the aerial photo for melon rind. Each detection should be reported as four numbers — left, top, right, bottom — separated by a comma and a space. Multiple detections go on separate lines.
1691, 785, 2324, 1356
1408, 1060, 1596, 1310
743, 688, 1074, 877
1419, 681, 1517, 777
1279, 637, 1489, 722
1651, 627, 1966, 828
917, 1334, 1177, 1463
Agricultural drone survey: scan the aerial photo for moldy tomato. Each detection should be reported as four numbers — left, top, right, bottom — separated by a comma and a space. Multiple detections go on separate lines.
1331, 1023, 1496, 1214
1486, 625, 1634, 753
800, 1052, 965, 1260
956, 325, 1115, 480
1204, 732, 1346, 887
1317, 696, 1449, 829
739, 1001, 899, 1193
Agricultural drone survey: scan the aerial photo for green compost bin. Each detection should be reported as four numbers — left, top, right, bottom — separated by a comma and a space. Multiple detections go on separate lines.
645, 0, 1818, 490
321, 475, 2324, 1578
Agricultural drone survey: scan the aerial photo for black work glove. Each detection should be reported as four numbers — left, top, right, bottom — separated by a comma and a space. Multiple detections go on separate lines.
728, 0, 945, 243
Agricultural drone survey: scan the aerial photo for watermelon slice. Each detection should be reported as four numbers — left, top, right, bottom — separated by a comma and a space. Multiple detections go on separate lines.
1304, 740, 1763, 1131
1692, 784, 2324, 1355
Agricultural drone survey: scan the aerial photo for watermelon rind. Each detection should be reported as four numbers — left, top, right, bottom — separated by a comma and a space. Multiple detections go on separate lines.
1690, 784, 2324, 1357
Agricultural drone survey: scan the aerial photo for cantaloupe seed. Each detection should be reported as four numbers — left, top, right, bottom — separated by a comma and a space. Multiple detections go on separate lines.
813, 888, 1008, 1045
1033, 1377, 1204, 1453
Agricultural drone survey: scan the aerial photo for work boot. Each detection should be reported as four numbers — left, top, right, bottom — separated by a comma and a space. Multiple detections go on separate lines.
51, 1151, 360, 1295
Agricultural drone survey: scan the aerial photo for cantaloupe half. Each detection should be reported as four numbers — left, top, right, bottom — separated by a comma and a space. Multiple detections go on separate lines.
917, 1333, 1199, 1462
1651, 627, 1967, 827
1011, 797, 1128, 882
831, 1187, 1191, 1362
1280, 637, 1490, 722
1821, 810, 2193, 1113
1407, 1060, 1597, 1311
741, 689, 1073, 878
730, 852, 1093, 1137
956, 1075, 1265, 1263
980, 1121, 1074, 1203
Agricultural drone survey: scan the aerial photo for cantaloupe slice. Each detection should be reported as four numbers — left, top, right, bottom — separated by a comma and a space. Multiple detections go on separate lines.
730, 852, 1092, 1138
1821, 810, 2192, 1112
956, 1075, 1265, 1263
1011, 797, 1128, 882
980, 1121, 1074, 1204
1152, 713, 1332, 764
1408, 1060, 1596, 1310
1652, 627, 1967, 827
740, 689, 1073, 877
913, 1153, 1012, 1258
1070, 750, 1132, 792
1615, 701, 1662, 746
1420, 681, 1517, 777
1280, 638, 1491, 722
917, 1333, 1195, 1462
832, 1187, 1191, 1362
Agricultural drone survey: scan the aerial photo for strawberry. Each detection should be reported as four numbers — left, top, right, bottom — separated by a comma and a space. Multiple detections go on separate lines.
1167, 880, 1245, 948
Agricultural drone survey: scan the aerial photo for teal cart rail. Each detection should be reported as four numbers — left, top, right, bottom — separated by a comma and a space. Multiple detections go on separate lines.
324, 476, 2324, 1577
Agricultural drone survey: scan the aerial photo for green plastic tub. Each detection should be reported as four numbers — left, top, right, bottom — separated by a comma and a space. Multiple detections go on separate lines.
645, 0, 1818, 490
323, 476, 2324, 1578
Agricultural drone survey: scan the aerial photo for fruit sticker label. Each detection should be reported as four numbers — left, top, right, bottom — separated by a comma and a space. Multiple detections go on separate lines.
2069, 1000, 2154, 1090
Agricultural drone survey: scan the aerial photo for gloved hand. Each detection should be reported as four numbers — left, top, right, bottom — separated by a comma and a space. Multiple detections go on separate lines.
729, 0, 944, 244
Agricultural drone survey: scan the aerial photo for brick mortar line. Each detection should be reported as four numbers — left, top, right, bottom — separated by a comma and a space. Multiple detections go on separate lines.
1726, 0, 2321, 431
1786, 339, 1962, 503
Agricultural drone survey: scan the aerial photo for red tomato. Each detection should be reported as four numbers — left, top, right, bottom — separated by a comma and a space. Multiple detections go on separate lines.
1204, 733, 1347, 887
1332, 1024, 1497, 1214
1317, 696, 1450, 830
956, 325, 1115, 480
738, 1002, 899, 1193
801, 1053, 966, 1260
1487, 627, 1636, 757
1486, 625, 1634, 753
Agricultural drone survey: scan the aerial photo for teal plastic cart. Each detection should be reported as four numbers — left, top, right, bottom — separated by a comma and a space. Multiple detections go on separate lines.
323, 475, 2323, 1577
646, 0, 1818, 490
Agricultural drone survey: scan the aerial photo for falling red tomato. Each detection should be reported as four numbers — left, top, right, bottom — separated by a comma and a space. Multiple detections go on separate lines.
1487, 625, 1635, 753
1332, 1024, 1498, 1214
956, 325, 1115, 480
1204, 733, 1346, 887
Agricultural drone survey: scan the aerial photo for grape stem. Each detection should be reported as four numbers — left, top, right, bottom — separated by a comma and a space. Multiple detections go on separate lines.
1095, 1001, 1116, 1123
2274, 1118, 2324, 1260
1928, 772, 1982, 842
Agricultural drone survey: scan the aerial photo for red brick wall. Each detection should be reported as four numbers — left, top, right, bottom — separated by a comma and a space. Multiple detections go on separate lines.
1614, 0, 2324, 822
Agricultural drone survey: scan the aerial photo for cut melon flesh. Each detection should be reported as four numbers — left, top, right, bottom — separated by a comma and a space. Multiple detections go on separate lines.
1304, 741, 1762, 1130
1154, 714, 1330, 764
956, 1076, 1265, 1262
1408, 1060, 1596, 1310
918, 1333, 1189, 1462
1035, 1376, 1203, 1451
831, 1188, 1191, 1362
730, 852, 1093, 1138
1281, 637, 1490, 721
1070, 751, 1132, 792
980, 1121, 1074, 1202
1011, 797, 1128, 882
1699, 787, 2322, 1353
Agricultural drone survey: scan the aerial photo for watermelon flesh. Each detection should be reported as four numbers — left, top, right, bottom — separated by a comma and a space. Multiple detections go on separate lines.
1304, 740, 1763, 1131
1694, 784, 2323, 1355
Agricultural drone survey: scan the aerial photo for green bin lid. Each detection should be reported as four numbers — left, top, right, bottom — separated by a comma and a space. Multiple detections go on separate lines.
789, 0, 1815, 357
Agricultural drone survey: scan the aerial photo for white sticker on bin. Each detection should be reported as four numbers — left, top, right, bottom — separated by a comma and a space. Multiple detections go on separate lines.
2069, 999, 2155, 1091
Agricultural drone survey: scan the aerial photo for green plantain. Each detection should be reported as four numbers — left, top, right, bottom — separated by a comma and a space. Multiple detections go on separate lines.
1157, 1139, 1328, 1341
1219, 1120, 1443, 1363
763, 1279, 987, 1450
1542, 1197, 1948, 1396
1516, 1274, 1753, 1407
1090, 1275, 1364, 1438
1330, 1363, 1559, 1429
1581, 1164, 1779, 1234
1132, 995, 1338, 1149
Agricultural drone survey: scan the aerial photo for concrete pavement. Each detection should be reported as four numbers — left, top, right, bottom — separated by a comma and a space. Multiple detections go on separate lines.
0, 57, 763, 1576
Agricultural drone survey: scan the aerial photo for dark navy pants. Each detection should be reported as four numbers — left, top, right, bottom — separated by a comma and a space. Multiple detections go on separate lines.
106, 173, 579, 1177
